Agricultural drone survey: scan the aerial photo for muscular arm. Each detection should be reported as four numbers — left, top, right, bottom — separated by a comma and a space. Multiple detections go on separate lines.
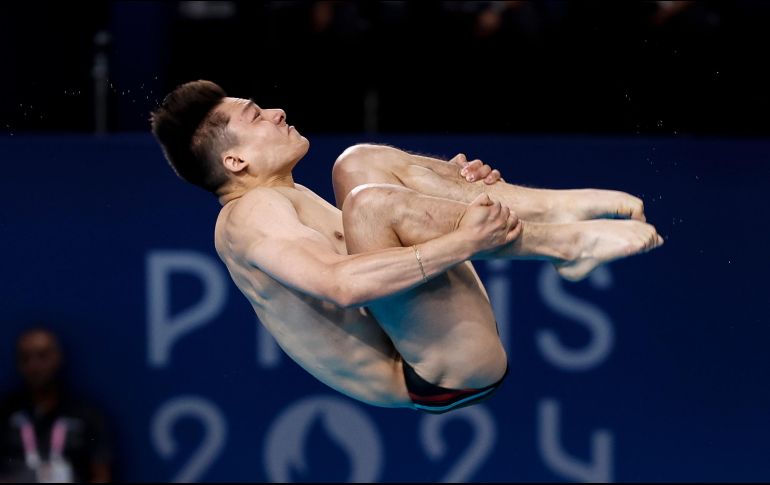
230, 189, 491, 308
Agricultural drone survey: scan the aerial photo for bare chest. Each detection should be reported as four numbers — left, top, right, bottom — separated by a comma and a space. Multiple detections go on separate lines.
290, 192, 347, 255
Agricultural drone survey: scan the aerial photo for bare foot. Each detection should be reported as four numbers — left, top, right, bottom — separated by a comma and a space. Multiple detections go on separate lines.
554, 220, 664, 281
548, 189, 646, 223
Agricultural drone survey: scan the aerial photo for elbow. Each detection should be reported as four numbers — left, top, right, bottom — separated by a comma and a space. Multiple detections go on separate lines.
327, 268, 368, 309
331, 286, 366, 309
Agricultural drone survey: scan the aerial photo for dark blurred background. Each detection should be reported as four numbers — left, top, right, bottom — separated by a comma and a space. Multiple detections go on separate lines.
2, 0, 769, 136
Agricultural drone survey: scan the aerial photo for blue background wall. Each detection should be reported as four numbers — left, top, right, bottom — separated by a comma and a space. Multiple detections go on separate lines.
1, 134, 768, 481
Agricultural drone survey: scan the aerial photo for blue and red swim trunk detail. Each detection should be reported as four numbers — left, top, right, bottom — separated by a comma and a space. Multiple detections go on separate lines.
402, 358, 509, 414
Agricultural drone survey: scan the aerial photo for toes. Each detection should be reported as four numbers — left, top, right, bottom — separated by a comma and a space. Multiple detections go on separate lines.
621, 196, 645, 221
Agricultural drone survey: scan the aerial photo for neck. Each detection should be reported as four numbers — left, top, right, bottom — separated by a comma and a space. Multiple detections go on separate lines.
30, 385, 60, 413
219, 172, 296, 205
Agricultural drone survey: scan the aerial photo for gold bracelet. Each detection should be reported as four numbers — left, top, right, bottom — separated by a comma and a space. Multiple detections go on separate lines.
412, 245, 428, 283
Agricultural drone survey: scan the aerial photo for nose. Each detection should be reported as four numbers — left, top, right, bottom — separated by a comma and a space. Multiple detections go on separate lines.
270, 109, 286, 125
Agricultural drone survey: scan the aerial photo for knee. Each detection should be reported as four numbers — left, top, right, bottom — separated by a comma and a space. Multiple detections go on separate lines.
341, 183, 403, 223
334, 144, 374, 180
342, 184, 394, 234
335, 143, 387, 170
333, 144, 393, 181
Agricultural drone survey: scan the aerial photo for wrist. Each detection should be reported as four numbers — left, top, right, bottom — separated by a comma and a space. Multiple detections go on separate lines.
443, 229, 477, 260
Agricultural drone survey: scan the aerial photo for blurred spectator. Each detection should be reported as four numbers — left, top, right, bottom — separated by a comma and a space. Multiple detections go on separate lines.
0, 328, 112, 483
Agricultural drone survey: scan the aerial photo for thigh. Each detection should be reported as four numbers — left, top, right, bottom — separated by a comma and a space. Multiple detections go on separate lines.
341, 186, 506, 389
365, 261, 505, 390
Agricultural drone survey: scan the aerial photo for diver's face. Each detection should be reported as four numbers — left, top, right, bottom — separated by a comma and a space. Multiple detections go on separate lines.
218, 97, 309, 175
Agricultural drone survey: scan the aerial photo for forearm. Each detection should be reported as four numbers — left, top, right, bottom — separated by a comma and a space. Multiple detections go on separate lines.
334, 232, 473, 307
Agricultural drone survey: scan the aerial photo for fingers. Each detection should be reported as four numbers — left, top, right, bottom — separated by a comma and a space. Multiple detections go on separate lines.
461, 159, 496, 183
475, 162, 493, 180
491, 198, 502, 218
451, 153, 469, 168
461, 159, 483, 181
506, 213, 523, 242
504, 208, 518, 231
484, 169, 502, 185
470, 192, 493, 206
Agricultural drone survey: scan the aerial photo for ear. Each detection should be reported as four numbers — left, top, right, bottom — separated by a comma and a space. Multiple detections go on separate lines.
222, 152, 249, 174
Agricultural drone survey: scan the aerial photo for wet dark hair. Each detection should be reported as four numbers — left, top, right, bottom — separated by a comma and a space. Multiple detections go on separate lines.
150, 80, 236, 193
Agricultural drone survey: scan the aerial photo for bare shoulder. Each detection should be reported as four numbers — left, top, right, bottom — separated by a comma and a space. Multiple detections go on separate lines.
294, 183, 323, 200
216, 188, 298, 254
294, 183, 339, 209
228, 187, 297, 226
